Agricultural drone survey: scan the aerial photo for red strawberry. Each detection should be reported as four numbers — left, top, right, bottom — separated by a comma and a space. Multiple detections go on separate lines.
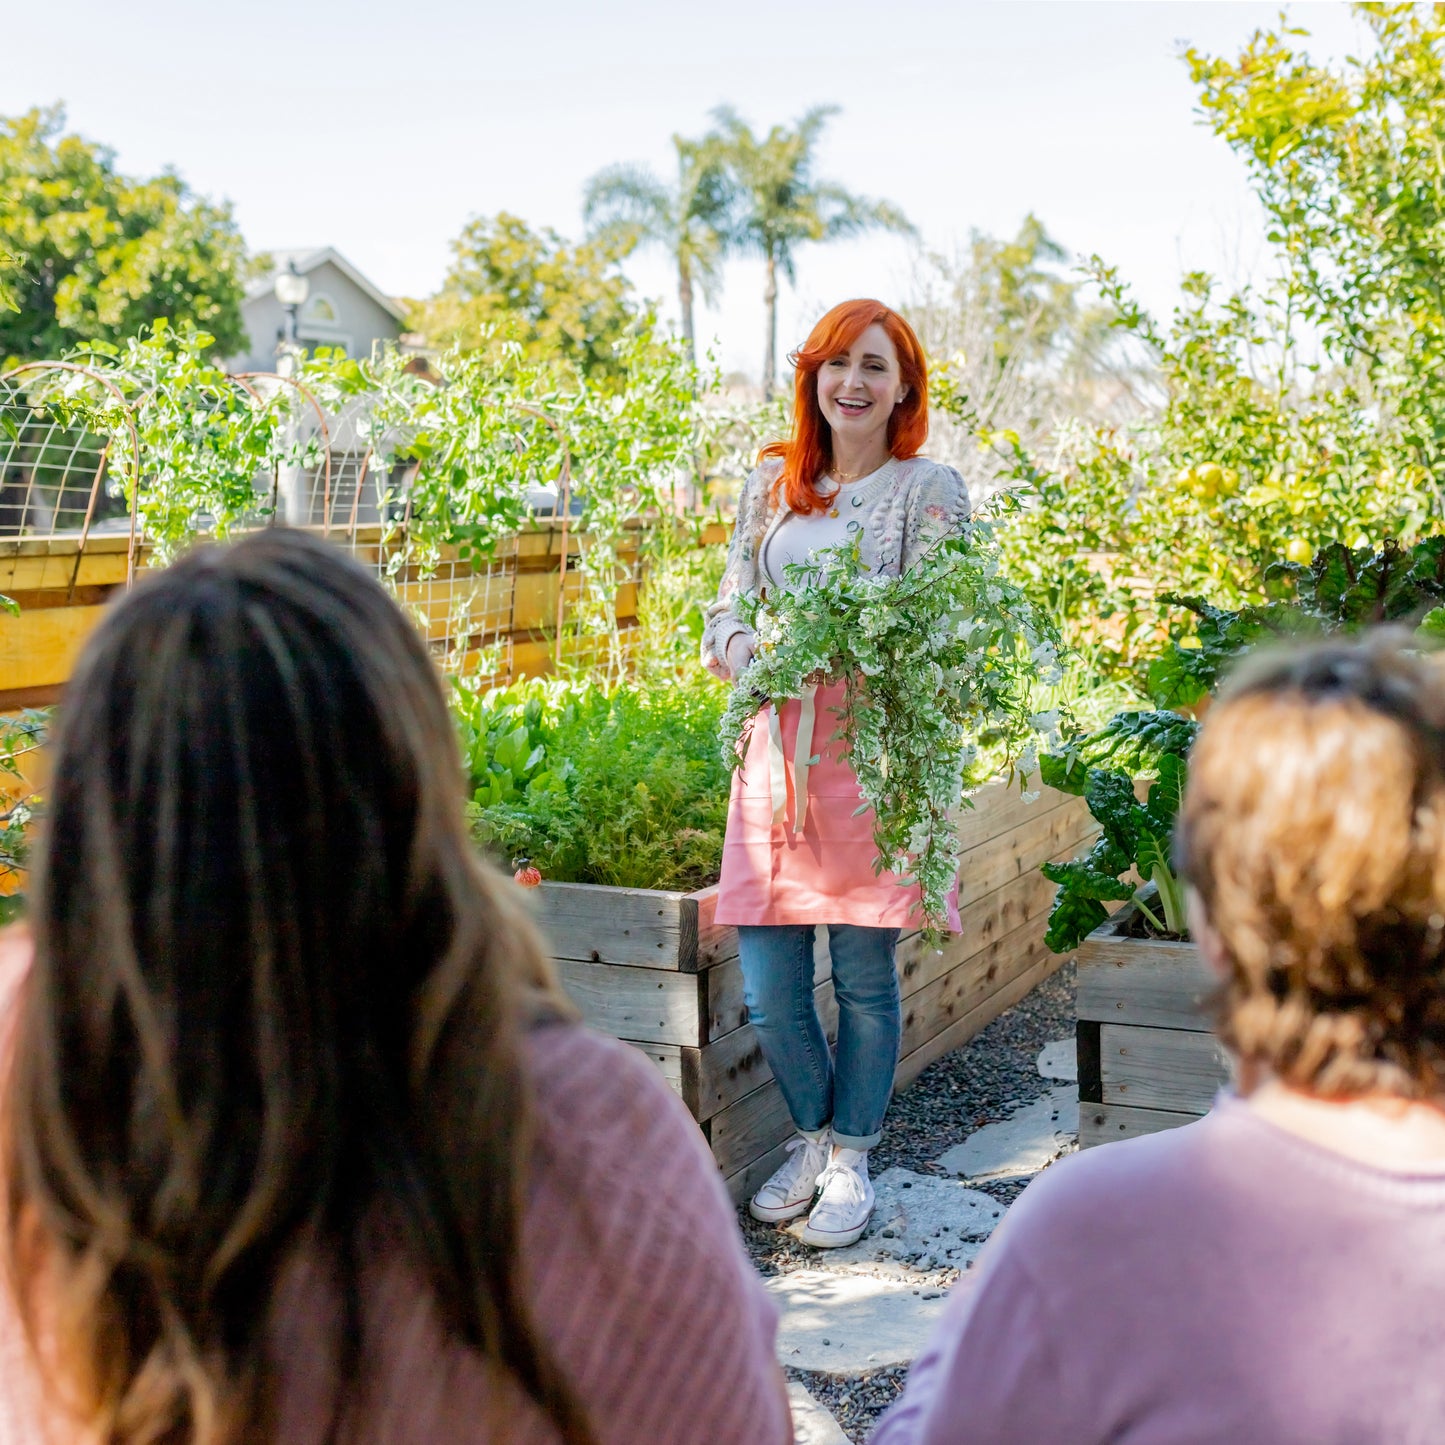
512, 857, 542, 888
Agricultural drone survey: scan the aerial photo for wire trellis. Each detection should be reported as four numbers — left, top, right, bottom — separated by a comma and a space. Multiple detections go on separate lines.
0, 364, 650, 686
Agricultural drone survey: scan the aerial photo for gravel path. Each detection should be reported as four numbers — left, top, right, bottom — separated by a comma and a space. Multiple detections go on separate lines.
742, 961, 1077, 1441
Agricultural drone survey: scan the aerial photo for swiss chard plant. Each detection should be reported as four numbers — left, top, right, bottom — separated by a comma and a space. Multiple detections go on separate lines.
1149, 538, 1445, 708
1039, 709, 1199, 951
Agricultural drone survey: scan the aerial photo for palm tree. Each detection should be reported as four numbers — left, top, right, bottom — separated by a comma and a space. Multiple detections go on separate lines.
583, 134, 732, 366
712, 105, 917, 397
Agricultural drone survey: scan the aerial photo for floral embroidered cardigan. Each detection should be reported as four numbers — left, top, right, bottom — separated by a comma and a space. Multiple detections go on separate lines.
700, 455, 972, 680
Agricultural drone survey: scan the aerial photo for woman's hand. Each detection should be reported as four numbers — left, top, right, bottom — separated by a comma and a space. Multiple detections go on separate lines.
725, 633, 756, 680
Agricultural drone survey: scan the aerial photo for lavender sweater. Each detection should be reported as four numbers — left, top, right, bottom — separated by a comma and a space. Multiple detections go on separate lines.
874, 1095, 1445, 1444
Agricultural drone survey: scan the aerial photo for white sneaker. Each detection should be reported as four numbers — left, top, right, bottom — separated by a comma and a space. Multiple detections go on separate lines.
800, 1148, 875, 1248
749, 1133, 831, 1222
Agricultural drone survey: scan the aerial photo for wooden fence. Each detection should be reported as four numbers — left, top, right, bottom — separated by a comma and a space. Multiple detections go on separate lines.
0, 520, 724, 710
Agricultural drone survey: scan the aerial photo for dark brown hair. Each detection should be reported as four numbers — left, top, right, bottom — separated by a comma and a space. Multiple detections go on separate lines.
1179, 634, 1445, 1097
5, 529, 590, 1442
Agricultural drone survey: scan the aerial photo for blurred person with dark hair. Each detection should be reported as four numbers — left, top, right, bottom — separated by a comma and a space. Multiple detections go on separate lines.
0, 529, 789, 1445
874, 634, 1445, 1443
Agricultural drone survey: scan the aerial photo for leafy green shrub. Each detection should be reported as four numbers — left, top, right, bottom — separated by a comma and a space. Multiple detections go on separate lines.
462, 675, 730, 893
1148, 538, 1445, 708
1040, 537, 1445, 952
1040, 715, 1197, 952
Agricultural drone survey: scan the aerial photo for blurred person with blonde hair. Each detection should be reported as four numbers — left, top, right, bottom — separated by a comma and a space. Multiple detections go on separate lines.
874, 634, 1445, 1443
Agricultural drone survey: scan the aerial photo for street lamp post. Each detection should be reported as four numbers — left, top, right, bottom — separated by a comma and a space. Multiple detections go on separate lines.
273, 260, 311, 525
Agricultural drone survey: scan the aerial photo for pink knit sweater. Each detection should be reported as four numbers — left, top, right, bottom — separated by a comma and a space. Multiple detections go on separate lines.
0, 932, 788, 1444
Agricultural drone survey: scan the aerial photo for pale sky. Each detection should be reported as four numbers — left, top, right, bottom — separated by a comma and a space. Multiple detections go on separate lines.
4, 1, 1367, 380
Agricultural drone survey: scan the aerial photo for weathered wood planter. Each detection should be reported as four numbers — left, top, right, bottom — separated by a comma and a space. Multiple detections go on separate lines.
529, 780, 1099, 1203
1076, 903, 1230, 1148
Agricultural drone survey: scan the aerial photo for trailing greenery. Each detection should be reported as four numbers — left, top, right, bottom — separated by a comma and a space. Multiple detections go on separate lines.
460, 675, 730, 892
720, 525, 1062, 933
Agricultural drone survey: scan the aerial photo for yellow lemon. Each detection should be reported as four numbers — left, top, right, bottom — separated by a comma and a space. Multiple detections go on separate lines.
1285, 538, 1314, 566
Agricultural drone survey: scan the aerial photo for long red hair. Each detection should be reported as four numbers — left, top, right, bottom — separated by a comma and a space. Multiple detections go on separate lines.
760, 299, 929, 515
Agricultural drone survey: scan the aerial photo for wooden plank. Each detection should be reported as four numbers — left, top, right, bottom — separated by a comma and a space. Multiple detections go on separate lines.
1099, 1023, 1230, 1115
0, 603, 106, 691
951, 780, 1075, 853
1078, 932, 1214, 1031
895, 945, 1065, 1092
683, 979, 838, 1122
723, 1136, 792, 1207
553, 959, 703, 1046
704, 1073, 796, 1178
899, 914, 1056, 1062
694, 885, 737, 970
532, 881, 698, 969
952, 798, 1101, 907
1079, 1101, 1198, 1149
626, 1040, 684, 1098
897, 838, 1094, 1001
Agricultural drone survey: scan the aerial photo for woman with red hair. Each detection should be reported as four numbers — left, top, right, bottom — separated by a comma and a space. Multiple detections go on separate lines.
702, 299, 968, 1247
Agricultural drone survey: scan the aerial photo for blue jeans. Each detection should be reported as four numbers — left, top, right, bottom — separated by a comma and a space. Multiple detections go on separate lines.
736, 923, 901, 1150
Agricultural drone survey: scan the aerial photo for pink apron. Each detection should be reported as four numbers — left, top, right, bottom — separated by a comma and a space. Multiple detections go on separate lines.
714, 680, 962, 931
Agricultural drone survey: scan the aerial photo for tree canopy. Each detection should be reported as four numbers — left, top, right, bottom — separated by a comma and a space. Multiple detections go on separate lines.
711, 105, 915, 394
584, 134, 732, 365
0, 106, 248, 364
408, 212, 641, 382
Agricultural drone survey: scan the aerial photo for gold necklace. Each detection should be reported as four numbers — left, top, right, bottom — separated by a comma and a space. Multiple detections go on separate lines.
822, 461, 880, 516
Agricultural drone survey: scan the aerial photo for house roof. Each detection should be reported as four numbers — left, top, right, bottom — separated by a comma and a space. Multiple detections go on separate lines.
245, 247, 407, 323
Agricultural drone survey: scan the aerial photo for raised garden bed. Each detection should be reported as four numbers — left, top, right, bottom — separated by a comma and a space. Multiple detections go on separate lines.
1075, 901, 1230, 1148
528, 779, 1099, 1202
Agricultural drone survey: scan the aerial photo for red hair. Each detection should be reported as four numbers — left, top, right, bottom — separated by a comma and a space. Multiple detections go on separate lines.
760, 299, 929, 515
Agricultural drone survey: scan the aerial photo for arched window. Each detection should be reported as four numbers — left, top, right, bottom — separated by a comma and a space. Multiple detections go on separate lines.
306, 293, 339, 324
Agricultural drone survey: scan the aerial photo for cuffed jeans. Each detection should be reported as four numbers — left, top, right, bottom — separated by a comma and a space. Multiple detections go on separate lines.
736, 923, 901, 1150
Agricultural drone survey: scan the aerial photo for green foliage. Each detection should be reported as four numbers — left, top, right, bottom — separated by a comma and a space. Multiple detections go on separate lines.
584, 132, 733, 360
0, 708, 46, 924
0, 107, 246, 364
709, 104, 915, 389
1189, 5, 1445, 481
464, 676, 730, 892
996, 7, 1445, 686
720, 523, 1062, 933
1039, 709, 1200, 796
1041, 755, 1189, 951
68, 322, 304, 560
408, 212, 640, 383
1147, 538, 1445, 706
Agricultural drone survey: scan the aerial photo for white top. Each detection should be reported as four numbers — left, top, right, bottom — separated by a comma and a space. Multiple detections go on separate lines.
758, 463, 895, 590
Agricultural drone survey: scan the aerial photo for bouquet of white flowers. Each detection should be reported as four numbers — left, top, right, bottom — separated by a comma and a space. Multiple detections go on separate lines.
720, 519, 1064, 933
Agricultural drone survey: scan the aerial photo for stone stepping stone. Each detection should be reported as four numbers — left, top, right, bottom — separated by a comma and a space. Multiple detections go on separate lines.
768, 1268, 974, 1371
788, 1381, 850, 1444
782, 1167, 1003, 1271
933, 1086, 1079, 1183
1036, 1037, 1077, 1082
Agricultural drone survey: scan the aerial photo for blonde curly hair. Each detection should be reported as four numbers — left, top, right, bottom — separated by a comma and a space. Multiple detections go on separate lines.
1179, 633, 1445, 1097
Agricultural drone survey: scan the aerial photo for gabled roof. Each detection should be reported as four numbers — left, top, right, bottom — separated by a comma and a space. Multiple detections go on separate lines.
245, 247, 407, 323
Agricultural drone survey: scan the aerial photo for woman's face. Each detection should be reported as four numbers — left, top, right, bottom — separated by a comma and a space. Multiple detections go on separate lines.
816, 322, 908, 458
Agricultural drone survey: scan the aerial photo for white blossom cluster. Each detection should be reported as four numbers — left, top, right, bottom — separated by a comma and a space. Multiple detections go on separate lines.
720, 530, 1065, 935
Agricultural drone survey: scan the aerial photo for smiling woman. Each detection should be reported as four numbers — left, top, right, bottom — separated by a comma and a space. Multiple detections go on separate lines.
700, 298, 968, 1252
